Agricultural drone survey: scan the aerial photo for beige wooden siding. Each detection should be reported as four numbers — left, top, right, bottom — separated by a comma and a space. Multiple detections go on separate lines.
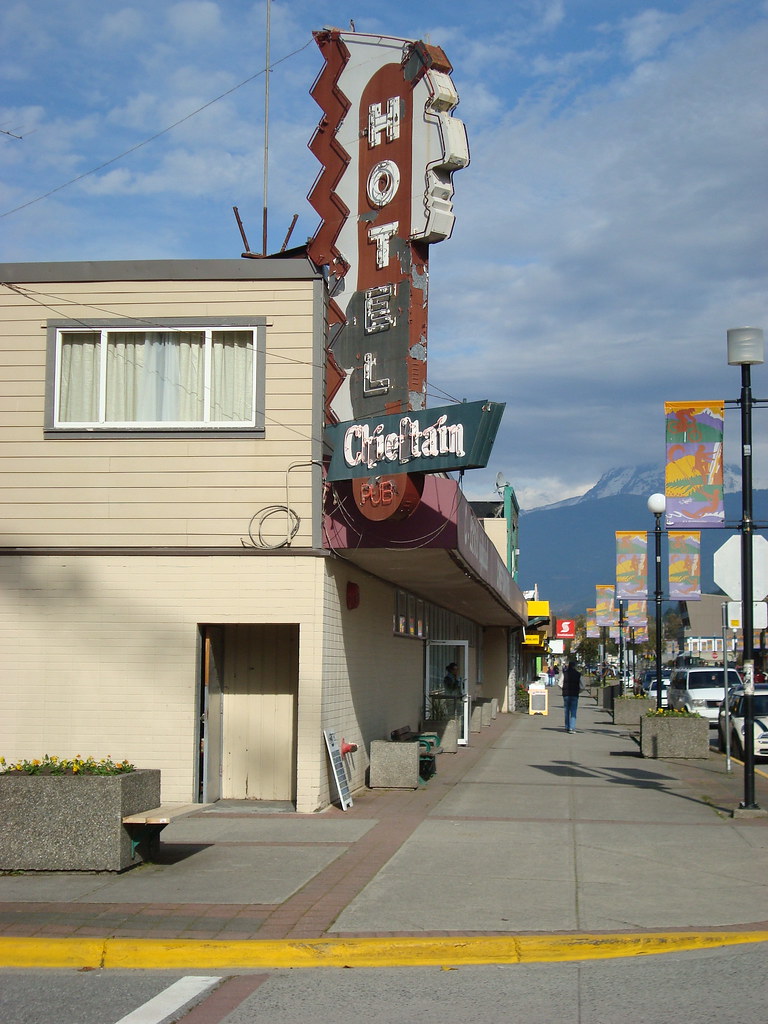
0, 277, 324, 547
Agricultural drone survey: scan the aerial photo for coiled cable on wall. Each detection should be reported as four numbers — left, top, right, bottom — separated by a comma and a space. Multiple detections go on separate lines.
241, 460, 323, 549
243, 505, 300, 549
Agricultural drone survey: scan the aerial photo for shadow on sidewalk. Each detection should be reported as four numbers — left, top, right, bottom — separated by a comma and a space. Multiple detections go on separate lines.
530, 759, 733, 814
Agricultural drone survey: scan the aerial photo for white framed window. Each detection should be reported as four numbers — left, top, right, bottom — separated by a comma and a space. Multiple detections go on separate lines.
48, 318, 266, 433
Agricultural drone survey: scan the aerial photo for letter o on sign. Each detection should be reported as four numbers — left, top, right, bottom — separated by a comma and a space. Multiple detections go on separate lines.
367, 160, 400, 207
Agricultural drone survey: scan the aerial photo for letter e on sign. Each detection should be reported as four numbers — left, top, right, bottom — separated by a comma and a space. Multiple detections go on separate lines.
556, 619, 576, 639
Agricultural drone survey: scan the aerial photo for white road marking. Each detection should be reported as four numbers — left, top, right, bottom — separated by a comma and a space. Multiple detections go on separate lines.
112, 976, 221, 1024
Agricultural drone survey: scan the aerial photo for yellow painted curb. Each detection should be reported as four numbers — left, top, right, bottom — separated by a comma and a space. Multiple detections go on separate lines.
2, 931, 767, 970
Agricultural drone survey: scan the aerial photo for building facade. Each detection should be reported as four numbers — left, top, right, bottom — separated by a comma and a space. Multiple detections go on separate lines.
0, 258, 527, 812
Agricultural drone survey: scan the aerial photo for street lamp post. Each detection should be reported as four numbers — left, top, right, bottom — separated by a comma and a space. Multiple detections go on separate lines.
647, 493, 666, 711
727, 326, 764, 811
618, 599, 625, 694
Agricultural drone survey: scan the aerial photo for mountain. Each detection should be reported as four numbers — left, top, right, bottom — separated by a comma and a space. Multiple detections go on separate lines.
514, 464, 767, 618
527, 463, 742, 512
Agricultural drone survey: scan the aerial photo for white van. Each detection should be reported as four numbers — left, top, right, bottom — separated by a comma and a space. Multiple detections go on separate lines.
668, 667, 742, 726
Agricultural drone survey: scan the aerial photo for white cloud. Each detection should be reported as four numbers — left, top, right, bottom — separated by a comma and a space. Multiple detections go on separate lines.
167, 1, 224, 43
620, 7, 678, 63
93, 8, 146, 45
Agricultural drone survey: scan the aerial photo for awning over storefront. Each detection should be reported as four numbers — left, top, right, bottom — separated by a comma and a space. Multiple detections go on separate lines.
522, 599, 552, 651
324, 475, 527, 627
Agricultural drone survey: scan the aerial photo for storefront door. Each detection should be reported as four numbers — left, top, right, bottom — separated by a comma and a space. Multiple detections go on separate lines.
426, 641, 470, 746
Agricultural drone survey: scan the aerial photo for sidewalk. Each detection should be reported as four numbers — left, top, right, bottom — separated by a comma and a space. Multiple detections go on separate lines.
2, 691, 768, 968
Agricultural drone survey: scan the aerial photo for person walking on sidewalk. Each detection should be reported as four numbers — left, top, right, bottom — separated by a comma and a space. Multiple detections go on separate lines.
561, 660, 582, 733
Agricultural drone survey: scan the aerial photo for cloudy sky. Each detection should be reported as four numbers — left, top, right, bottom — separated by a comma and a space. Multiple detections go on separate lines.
2, 0, 766, 508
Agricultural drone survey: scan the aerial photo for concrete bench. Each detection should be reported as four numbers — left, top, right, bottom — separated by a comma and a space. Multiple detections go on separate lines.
122, 803, 208, 861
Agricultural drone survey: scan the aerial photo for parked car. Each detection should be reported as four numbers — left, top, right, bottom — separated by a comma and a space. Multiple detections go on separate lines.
642, 676, 670, 707
641, 669, 670, 688
668, 667, 743, 726
717, 685, 768, 760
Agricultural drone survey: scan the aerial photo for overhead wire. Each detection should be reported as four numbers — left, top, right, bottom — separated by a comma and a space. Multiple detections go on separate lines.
0, 282, 330, 374
0, 281, 326, 447
0, 39, 313, 220
426, 381, 464, 405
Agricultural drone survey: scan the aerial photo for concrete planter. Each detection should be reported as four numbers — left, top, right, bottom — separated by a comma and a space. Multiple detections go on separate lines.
640, 716, 710, 759
421, 718, 459, 753
369, 741, 419, 789
475, 698, 493, 727
0, 769, 161, 872
602, 684, 619, 711
613, 697, 655, 726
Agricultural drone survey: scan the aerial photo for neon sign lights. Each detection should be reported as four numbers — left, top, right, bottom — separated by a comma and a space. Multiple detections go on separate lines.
343, 414, 466, 471
326, 401, 505, 481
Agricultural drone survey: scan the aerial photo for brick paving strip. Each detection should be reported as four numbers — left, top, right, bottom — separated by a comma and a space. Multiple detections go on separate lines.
0, 717, 503, 943
2, 710, 767, 945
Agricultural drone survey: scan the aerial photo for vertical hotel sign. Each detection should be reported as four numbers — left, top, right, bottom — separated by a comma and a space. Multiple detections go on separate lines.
664, 401, 724, 527
307, 31, 469, 425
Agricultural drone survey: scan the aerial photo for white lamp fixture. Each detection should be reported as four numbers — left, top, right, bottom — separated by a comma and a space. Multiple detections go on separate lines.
727, 327, 765, 366
647, 493, 666, 516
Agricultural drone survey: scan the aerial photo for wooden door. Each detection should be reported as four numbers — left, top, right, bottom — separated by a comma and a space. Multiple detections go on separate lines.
221, 623, 299, 801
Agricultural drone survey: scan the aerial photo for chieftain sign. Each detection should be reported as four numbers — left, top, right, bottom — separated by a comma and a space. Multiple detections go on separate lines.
325, 400, 505, 481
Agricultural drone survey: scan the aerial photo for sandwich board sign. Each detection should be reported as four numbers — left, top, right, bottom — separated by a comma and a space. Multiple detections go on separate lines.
323, 730, 353, 810
528, 684, 548, 716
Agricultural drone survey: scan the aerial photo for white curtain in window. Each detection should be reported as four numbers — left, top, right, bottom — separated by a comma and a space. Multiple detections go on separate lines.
106, 331, 204, 422
59, 333, 100, 422
211, 330, 254, 422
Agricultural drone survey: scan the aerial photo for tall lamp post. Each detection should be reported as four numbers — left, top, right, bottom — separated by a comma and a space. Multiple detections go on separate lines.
647, 493, 666, 710
728, 326, 764, 811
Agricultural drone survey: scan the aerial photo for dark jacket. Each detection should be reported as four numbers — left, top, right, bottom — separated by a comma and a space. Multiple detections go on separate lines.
561, 664, 582, 696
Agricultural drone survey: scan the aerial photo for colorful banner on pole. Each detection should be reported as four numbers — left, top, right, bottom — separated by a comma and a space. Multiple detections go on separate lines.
615, 531, 648, 599
626, 601, 648, 627
595, 585, 616, 627
668, 530, 702, 600
586, 609, 599, 639
664, 401, 724, 527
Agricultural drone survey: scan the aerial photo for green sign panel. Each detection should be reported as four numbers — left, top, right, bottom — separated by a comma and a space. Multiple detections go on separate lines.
325, 400, 505, 481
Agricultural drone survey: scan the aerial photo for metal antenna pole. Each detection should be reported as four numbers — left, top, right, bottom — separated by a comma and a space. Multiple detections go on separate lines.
262, 0, 271, 257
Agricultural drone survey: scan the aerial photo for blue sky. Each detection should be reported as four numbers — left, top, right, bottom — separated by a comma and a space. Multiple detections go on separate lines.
2, 0, 766, 509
